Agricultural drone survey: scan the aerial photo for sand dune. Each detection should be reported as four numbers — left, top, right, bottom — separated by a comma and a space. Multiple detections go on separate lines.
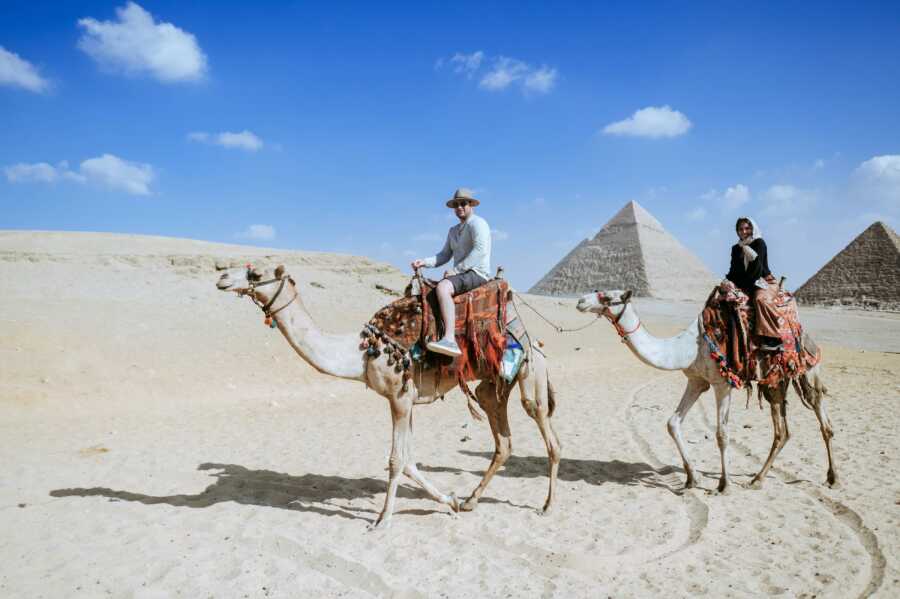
1, 231, 898, 598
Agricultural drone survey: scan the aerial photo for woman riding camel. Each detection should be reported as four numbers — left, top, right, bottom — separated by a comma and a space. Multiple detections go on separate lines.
725, 217, 783, 352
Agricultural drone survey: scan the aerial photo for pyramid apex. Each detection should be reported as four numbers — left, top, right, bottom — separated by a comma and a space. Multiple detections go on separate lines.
597, 200, 665, 236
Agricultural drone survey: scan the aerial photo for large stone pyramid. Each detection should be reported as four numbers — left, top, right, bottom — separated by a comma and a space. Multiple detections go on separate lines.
530, 200, 717, 300
795, 221, 900, 310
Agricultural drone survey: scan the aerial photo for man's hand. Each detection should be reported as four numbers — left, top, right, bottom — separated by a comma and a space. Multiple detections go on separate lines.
410, 259, 426, 270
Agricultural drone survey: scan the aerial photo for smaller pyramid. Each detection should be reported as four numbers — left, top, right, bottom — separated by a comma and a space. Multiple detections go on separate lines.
796, 221, 900, 310
529, 201, 716, 300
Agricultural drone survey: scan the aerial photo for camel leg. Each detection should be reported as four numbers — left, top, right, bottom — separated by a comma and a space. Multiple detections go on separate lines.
519, 361, 561, 514
667, 377, 709, 489
403, 462, 460, 513
713, 384, 733, 493
810, 390, 838, 487
461, 381, 511, 512
750, 385, 790, 488
370, 390, 415, 530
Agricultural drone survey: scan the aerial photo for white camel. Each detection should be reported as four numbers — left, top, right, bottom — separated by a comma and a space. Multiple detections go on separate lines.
576, 290, 836, 493
217, 264, 561, 529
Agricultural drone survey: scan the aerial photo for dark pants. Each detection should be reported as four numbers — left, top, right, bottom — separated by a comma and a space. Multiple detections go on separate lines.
445, 270, 489, 296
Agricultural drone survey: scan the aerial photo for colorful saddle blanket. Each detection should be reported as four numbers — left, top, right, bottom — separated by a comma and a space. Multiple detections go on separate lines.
362, 278, 509, 383
701, 280, 820, 389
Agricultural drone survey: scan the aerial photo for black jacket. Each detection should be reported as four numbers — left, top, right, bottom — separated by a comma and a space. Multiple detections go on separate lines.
726, 238, 771, 295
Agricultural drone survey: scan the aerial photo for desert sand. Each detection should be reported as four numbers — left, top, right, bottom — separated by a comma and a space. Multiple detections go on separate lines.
1, 230, 898, 598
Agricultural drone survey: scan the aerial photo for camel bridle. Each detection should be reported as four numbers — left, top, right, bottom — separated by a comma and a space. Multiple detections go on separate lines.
237, 265, 298, 326
595, 291, 641, 341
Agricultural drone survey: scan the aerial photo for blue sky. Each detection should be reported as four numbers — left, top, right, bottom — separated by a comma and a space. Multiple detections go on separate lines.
2, 1, 899, 290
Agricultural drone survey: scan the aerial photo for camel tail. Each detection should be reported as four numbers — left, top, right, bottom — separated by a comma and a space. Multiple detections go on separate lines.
547, 377, 557, 418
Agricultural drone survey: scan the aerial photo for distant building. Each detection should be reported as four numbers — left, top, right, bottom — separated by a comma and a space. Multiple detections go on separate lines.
796, 221, 900, 311
530, 200, 716, 301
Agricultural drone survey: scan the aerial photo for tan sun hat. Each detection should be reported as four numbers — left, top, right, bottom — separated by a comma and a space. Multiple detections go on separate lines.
445, 187, 480, 208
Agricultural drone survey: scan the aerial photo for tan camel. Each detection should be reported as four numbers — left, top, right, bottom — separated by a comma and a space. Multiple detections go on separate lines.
217, 264, 561, 529
576, 290, 837, 493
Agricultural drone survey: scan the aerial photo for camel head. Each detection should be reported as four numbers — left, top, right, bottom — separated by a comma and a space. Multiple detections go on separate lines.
576, 289, 633, 319
216, 263, 295, 306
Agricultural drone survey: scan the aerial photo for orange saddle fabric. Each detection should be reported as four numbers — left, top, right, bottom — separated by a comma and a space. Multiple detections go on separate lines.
702, 281, 820, 389
365, 279, 509, 382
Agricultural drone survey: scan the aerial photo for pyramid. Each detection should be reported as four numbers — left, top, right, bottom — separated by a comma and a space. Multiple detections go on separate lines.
529, 200, 717, 300
795, 221, 900, 310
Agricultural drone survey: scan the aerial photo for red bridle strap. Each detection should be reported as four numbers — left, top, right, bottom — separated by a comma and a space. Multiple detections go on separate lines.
596, 292, 641, 341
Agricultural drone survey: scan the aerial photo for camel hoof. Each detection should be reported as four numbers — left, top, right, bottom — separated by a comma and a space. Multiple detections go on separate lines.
716, 479, 730, 495
748, 477, 764, 490
538, 504, 553, 517
367, 518, 391, 532
448, 492, 461, 514
826, 473, 840, 489
683, 478, 696, 490
460, 497, 478, 512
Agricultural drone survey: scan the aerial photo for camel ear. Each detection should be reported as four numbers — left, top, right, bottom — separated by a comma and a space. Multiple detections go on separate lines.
622, 290, 633, 303
274, 264, 286, 279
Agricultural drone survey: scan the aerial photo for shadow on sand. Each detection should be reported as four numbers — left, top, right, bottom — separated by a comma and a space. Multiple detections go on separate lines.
49, 462, 439, 523
421, 451, 685, 494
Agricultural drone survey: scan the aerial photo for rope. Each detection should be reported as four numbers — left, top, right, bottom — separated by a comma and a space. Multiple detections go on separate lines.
510, 292, 602, 334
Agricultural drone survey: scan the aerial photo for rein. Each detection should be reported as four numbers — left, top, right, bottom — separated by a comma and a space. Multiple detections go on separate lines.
596, 292, 641, 341
510, 292, 602, 333
239, 266, 298, 327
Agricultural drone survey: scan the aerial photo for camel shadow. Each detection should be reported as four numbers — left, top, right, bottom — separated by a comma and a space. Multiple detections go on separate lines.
421, 451, 684, 494
49, 462, 437, 523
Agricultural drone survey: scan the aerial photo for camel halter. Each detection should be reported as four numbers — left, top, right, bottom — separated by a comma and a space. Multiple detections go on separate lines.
238, 265, 298, 328
596, 292, 641, 341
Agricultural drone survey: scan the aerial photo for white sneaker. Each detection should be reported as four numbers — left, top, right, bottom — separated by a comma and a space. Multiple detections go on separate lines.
427, 338, 462, 357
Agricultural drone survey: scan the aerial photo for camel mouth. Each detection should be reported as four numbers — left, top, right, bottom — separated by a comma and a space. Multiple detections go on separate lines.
576, 298, 593, 313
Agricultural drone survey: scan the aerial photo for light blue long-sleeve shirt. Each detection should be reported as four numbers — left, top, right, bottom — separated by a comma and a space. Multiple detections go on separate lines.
422, 213, 492, 280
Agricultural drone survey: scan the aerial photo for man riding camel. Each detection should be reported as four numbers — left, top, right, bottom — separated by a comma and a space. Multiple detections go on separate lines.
411, 188, 492, 357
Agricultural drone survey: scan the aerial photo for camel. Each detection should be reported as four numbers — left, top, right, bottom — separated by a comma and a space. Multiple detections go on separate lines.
575, 290, 837, 493
216, 264, 561, 529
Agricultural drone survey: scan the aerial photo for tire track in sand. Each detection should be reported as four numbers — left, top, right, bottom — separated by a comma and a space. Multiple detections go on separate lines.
691, 385, 886, 599
456, 377, 710, 583
622, 377, 710, 555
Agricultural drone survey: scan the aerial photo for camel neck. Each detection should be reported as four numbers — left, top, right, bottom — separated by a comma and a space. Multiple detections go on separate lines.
272, 294, 366, 381
615, 304, 699, 371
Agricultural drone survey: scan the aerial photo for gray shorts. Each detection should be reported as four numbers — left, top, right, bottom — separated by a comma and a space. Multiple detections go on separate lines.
446, 270, 489, 296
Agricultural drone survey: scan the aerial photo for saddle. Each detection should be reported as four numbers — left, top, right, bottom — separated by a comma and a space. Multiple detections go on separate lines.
360, 276, 510, 390
701, 280, 820, 390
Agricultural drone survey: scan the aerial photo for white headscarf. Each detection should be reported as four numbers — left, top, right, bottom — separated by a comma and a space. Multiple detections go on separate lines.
736, 216, 762, 269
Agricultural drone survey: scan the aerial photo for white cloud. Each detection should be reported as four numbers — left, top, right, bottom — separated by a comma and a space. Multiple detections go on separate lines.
491, 228, 510, 241
760, 184, 816, 215
853, 154, 900, 207
687, 206, 706, 221
77, 2, 207, 83
699, 184, 750, 210
480, 56, 529, 91
523, 66, 558, 93
602, 105, 692, 139
236, 224, 275, 240
79, 154, 154, 195
813, 158, 825, 170
0, 46, 50, 93
448, 51, 483, 77
724, 184, 750, 209
440, 52, 558, 95
4, 162, 60, 183
188, 130, 263, 152
5, 154, 154, 195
